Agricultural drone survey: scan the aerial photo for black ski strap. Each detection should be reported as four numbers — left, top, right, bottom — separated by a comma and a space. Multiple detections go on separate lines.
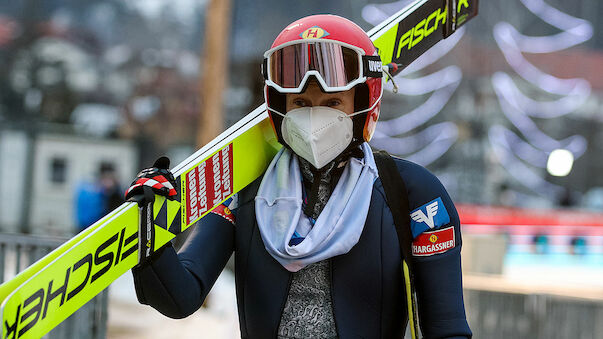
373, 150, 421, 339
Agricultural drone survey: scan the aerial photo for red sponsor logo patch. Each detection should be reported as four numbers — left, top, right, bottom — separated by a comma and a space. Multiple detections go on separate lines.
211, 205, 235, 225
185, 144, 234, 225
412, 226, 455, 256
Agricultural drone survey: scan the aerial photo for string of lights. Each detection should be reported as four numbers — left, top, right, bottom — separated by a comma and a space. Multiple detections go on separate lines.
489, 0, 592, 197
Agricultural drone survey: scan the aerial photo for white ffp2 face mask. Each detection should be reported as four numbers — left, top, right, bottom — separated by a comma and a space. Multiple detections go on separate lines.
280, 106, 353, 169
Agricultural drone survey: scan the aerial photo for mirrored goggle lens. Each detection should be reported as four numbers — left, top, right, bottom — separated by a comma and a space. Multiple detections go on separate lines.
268, 42, 360, 89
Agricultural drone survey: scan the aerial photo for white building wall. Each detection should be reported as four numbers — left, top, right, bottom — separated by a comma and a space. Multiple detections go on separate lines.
29, 134, 138, 236
0, 130, 29, 233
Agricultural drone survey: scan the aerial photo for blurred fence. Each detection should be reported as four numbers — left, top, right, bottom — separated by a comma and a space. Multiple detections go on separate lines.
461, 232, 603, 339
0, 232, 108, 339
464, 277, 603, 339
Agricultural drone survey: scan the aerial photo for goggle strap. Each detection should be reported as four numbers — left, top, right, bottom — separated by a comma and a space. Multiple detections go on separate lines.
262, 58, 268, 80
362, 55, 383, 78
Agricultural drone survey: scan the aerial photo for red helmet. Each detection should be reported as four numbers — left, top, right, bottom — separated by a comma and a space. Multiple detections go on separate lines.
263, 14, 383, 146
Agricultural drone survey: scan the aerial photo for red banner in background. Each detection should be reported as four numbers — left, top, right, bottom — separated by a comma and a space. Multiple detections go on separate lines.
457, 204, 603, 227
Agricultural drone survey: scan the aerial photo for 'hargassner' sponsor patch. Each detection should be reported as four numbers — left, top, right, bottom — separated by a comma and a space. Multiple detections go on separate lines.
412, 226, 455, 257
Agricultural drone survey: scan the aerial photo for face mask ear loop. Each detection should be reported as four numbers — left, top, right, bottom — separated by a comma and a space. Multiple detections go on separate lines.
267, 106, 287, 118
348, 82, 385, 117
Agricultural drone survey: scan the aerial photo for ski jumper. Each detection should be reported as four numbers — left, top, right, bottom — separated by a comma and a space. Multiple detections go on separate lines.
132, 156, 472, 338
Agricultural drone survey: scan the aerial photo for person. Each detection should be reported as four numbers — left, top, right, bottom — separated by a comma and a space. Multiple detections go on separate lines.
74, 180, 105, 233
74, 163, 122, 233
98, 163, 123, 213
127, 15, 472, 338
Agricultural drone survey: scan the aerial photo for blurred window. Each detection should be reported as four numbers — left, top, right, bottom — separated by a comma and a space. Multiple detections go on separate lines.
50, 157, 67, 184
99, 161, 115, 175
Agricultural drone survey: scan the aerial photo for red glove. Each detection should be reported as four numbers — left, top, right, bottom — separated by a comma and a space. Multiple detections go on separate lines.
125, 156, 178, 266
125, 156, 178, 204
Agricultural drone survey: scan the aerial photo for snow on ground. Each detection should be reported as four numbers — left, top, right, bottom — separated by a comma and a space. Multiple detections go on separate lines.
107, 269, 240, 339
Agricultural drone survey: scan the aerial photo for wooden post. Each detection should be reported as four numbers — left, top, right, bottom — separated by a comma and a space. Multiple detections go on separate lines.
197, 0, 232, 148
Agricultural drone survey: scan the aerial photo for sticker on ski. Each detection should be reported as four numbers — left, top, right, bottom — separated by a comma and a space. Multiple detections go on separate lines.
183, 143, 235, 227
371, 0, 479, 73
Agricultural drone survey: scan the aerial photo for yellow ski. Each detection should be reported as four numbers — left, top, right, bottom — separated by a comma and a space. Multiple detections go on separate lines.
0, 107, 280, 339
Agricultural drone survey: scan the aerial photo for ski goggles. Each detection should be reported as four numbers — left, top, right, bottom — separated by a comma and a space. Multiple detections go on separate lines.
263, 40, 383, 93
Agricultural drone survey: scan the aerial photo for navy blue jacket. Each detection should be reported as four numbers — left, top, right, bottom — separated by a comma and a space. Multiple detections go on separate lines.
132, 157, 472, 338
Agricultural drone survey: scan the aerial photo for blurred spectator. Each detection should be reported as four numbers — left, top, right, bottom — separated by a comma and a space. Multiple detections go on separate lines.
496, 183, 517, 206
74, 163, 122, 233
570, 236, 587, 255
583, 187, 603, 211
99, 162, 123, 212
74, 179, 104, 233
532, 234, 549, 254
558, 187, 578, 207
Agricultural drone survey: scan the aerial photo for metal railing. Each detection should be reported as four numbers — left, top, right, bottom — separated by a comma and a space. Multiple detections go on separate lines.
0, 232, 108, 339
464, 283, 603, 338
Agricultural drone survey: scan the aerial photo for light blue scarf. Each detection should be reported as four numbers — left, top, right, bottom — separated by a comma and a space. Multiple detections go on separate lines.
255, 143, 378, 272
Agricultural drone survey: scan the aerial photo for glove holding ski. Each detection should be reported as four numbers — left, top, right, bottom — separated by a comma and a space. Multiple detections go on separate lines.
125, 156, 178, 266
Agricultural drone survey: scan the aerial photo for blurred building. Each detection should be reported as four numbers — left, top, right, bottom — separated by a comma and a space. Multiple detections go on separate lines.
0, 0, 601, 231
0, 127, 137, 235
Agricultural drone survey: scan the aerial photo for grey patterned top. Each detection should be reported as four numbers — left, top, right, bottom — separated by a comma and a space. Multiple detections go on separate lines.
277, 260, 338, 339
